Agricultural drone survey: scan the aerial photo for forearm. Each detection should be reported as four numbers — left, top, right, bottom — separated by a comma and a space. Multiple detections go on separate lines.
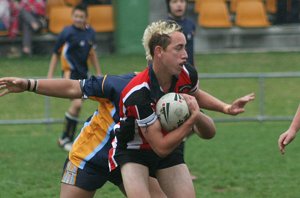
147, 117, 195, 158
193, 112, 216, 139
90, 51, 102, 76
34, 79, 82, 98
47, 54, 58, 78
197, 90, 229, 114
288, 104, 300, 133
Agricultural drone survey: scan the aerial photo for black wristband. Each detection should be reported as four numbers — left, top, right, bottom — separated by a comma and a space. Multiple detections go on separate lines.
32, 80, 37, 92
27, 79, 31, 91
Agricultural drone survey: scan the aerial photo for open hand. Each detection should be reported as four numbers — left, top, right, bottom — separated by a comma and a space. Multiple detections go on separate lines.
0, 77, 27, 97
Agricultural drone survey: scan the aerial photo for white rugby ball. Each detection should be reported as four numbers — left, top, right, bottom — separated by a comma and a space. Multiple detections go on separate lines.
156, 92, 190, 132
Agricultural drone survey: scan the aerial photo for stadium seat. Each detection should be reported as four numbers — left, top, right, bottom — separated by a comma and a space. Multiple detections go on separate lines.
235, 1, 270, 27
87, 5, 115, 32
64, 0, 82, 6
0, 31, 8, 37
198, 1, 232, 28
266, 0, 277, 14
230, 0, 262, 13
46, 0, 66, 17
48, 6, 73, 34
194, 0, 225, 13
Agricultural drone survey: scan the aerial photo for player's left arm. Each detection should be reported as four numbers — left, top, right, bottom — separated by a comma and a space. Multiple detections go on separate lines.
0, 77, 82, 98
183, 92, 216, 139
193, 89, 255, 115
89, 48, 102, 76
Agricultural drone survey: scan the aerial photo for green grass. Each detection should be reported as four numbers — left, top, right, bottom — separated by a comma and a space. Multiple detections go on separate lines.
0, 52, 300, 197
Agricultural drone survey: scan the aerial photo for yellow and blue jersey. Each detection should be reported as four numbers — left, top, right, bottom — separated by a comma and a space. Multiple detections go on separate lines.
53, 25, 96, 79
69, 73, 136, 171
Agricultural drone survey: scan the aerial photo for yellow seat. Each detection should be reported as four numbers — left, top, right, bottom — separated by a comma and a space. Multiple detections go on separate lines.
87, 5, 115, 32
64, 0, 82, 6
46, 0, 66, 17
0, 30, 8, 36
266, 0, 277, 14
230, 0, 262, 13
198, 1, 232, 28
194, 0, 225, 13
49, 6, 73, 34
235, 1, 270, 27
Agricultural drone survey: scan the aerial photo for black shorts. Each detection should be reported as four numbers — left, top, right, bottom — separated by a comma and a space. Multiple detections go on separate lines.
114, 142, 185, 177
157, 142, 185, 170
61, 158, 122, 191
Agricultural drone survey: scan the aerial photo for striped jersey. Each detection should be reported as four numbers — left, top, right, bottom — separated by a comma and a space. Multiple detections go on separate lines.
116, 64, 198, 150
69, 73, 135, 171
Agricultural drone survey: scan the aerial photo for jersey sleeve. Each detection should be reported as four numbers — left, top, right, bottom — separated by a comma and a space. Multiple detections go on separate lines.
123, 88, 157, 128
185, 63, 199, 94
52, 27, 68, 54
80, 75, 105, 98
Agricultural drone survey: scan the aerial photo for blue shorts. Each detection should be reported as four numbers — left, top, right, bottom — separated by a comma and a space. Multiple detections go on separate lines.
61, 158, 122, 191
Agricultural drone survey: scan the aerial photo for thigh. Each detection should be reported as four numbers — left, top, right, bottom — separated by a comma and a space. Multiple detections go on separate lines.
121, 163, 151, 198
156, 164, 195, 198
148, 177, 167, 198
60, 183, 96, 198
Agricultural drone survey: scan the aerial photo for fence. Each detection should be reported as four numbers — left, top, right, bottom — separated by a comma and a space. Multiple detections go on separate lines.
0, 72, 299, 125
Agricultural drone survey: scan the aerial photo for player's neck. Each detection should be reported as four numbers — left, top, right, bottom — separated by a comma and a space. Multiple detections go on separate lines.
152, 63, 172, 93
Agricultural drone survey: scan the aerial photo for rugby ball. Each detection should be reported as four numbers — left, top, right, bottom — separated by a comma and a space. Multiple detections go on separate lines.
156, 92, 190, 132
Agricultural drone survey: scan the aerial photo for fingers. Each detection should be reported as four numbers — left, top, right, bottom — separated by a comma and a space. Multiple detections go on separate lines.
278, 134, 287, 155
181, 94, 199, 113
0, 88, 9, 97
240, 93, 255, 103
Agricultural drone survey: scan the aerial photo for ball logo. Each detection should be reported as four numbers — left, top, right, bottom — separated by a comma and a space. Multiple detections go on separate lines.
156, 92, 190, 132
161, 102, 170, 124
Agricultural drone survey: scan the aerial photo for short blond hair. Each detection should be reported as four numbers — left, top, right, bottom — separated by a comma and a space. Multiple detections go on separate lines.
142, 20, 182, 61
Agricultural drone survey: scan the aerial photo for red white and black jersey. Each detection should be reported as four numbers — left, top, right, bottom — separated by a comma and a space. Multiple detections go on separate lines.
116, 64, 199, 150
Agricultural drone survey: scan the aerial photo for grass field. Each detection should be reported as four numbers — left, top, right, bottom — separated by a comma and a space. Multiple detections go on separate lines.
0, 52, 300, 197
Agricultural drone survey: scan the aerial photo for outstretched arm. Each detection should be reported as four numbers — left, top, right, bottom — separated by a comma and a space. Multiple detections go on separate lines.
278, 104, 300, 154
0, 77, 82, 98
195, 90, 255, 115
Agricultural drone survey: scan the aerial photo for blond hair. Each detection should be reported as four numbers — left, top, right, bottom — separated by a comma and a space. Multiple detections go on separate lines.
142, 20, 182, 61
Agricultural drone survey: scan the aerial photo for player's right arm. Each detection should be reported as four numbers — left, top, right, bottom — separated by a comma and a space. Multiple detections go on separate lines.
0, 77, 82, 98
140, 94, 215, 158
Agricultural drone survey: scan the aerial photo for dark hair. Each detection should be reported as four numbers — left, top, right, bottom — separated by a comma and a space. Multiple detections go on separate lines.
166, 0, 187, 13
73, 4, 88, 16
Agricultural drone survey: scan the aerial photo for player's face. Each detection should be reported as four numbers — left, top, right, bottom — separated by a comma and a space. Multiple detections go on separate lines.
72, 9, 87, 29
169, 0, 187, 18
161, 31, 187, 75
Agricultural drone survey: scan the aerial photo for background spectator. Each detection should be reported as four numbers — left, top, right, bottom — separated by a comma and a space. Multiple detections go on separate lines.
82, 0, 111, 6
19, 0, 47, 55
0, 0, 10, 31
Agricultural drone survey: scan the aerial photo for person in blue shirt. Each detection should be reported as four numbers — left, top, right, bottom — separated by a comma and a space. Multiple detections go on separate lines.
47, 4, 102, 151
166, 0, 196, 66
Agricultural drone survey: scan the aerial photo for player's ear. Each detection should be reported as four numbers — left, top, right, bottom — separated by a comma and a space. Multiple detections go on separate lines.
154, 46, 163, 58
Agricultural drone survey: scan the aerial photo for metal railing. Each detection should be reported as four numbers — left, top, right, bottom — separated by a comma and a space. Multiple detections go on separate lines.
0, 72, 299, 125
